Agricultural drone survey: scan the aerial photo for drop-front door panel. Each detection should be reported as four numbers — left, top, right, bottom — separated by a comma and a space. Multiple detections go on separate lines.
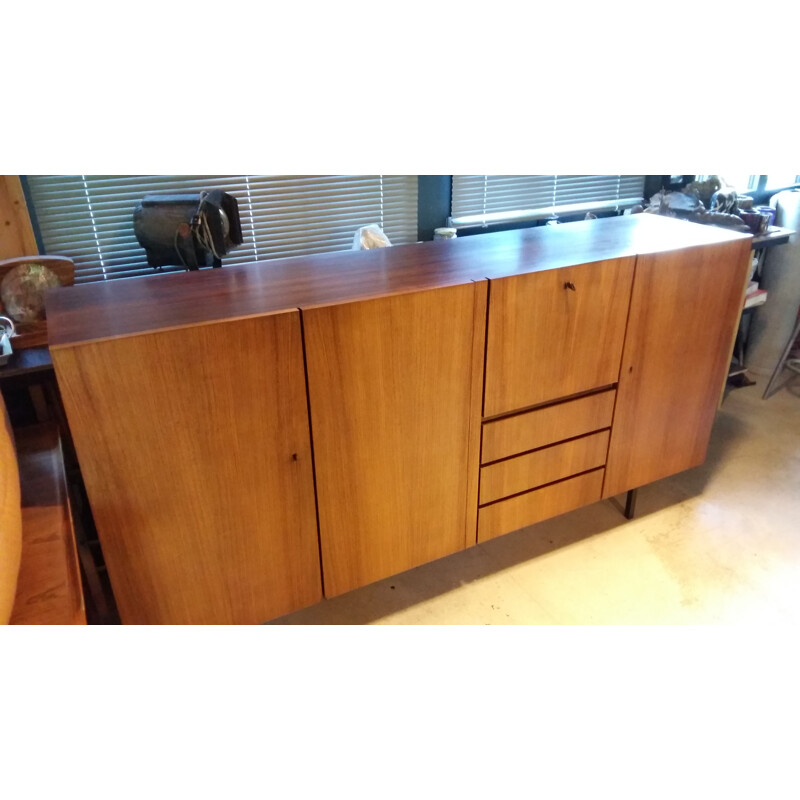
304, 282, 487, 598
51, 312, 322, 625
603, 239, 752, 498
483, 257, 635, 417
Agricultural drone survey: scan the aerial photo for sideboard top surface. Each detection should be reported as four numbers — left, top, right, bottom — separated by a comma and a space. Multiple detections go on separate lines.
45, 214, 750, 348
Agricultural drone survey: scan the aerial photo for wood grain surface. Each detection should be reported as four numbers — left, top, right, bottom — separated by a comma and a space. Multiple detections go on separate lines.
45, 215, 751, 349
481, 388, 616, 463
11, 424, 85, 625
603, 239, 753, 498
304, 282, 486, 597
42, 213, 755, 620
479, 430, 610, 505
478, 468, 605, 543
51, 312, 322, 624
0, 176, 38, 260
484, 256, 635, 416
0, 394, 22, 623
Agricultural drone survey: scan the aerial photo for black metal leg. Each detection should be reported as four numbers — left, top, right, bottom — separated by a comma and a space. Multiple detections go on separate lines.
763, 315, 800, 400
624, 488, 638, 520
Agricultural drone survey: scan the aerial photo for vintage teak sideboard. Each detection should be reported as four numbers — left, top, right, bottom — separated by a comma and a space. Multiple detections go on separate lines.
45, 214, 752, 624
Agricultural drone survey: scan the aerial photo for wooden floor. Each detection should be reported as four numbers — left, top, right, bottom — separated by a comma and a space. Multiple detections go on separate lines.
271, 378, 800, 624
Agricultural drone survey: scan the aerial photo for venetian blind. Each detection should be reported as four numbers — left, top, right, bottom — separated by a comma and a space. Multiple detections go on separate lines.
450, 175, 646, 227
25, 175, 418, 283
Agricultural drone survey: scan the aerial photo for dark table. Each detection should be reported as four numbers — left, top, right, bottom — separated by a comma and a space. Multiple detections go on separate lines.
752, 225, 793, 250
0, 346, 53, 381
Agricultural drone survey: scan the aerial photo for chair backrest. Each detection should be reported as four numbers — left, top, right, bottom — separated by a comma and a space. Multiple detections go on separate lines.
0, 392, 22, 624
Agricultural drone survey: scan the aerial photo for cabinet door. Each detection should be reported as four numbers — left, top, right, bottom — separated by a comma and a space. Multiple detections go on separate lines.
484, 257, 635, 416
304, 282, 486, 597
52, 312, 322, 624
603, 239, 752, 498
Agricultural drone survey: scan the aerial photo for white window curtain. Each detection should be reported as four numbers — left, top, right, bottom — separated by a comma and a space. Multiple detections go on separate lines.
692, 175, 800, 195
25, 175, 418, 283
764, 174, 800, 190
450, 175, 646, 228
694, 175, 759, 193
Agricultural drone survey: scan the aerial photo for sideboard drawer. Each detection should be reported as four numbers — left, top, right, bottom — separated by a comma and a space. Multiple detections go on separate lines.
480, 430, 609, 505
482, 389, 615, 464
478, 468, 605, 543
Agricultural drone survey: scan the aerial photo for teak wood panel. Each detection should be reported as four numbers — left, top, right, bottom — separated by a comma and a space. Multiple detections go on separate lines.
304, 282, 486, 598
45, 215, 750, 349
484, 257, 635, 417
51, 313, 321, 624
478, 468, 605, 543
479, 430, 610, 505
603, 239, 752, 498
481, 389, 616, 464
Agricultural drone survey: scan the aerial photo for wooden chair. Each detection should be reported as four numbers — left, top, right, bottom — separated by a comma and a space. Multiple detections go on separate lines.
0, 392, 85, 624
0, 391, 22, 622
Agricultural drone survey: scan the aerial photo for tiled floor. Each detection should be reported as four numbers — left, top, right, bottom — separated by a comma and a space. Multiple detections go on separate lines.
272, 378, 800, 625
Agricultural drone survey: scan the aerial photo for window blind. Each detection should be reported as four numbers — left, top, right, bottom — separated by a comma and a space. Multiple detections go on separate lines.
25, 175, 418, 283
450, 175, 646, 227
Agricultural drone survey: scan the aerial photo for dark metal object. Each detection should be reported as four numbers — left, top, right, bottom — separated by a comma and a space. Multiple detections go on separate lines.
624, 488, 637, 519
762, 314, 800, 399
133, 190, 243, 271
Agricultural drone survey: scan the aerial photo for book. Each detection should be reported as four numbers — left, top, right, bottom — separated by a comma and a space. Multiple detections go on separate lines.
744, 288, 768, 309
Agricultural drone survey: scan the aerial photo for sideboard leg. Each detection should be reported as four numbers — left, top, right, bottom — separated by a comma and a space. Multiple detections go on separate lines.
624, 488, 638, 520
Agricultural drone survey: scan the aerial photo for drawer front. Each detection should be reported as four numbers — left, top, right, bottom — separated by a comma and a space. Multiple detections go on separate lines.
483, 257, 634, 417
478, 469, 604, 543
482, 389, 615, 464
480, 430, 609, 505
